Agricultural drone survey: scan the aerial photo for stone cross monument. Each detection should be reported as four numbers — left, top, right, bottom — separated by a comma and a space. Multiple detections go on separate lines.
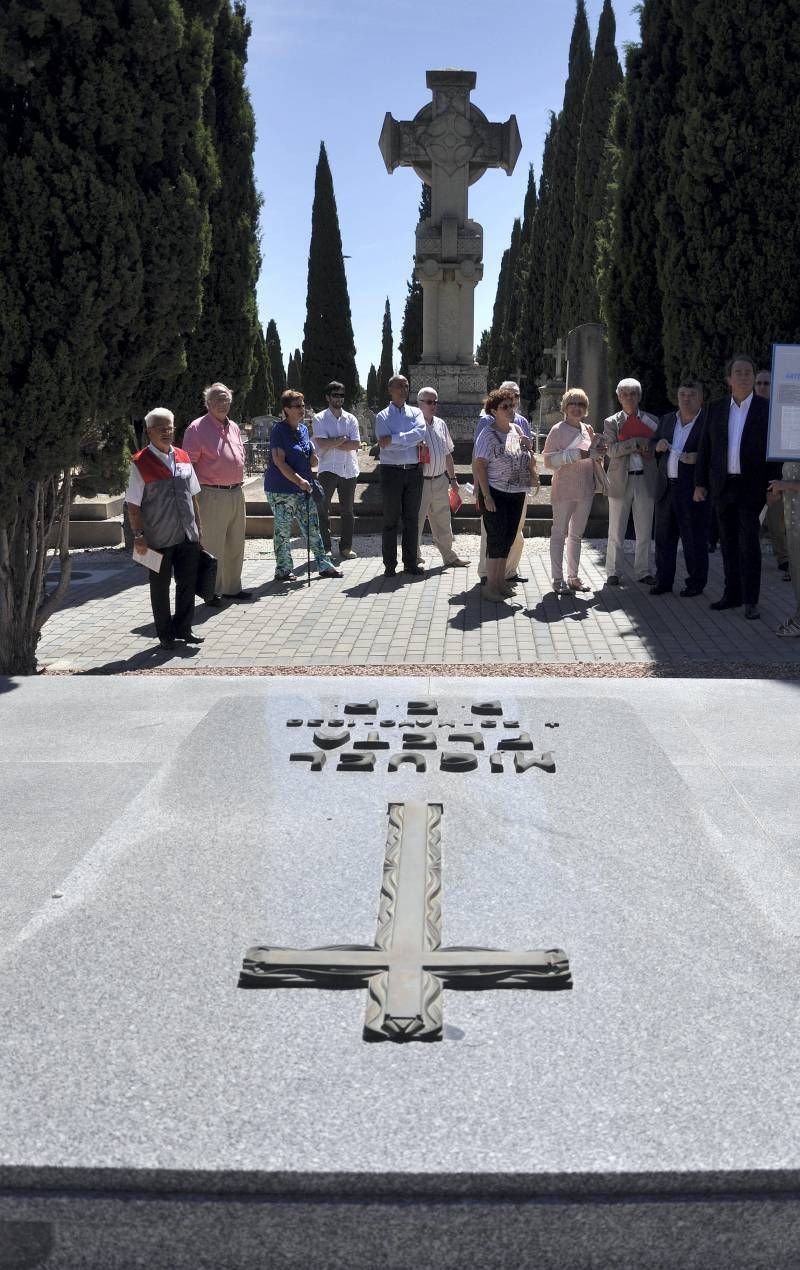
379, 70, 521, 443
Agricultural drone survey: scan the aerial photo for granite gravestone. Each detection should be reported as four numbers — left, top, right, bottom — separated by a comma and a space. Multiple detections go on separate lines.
566, 321, 614, 434
1, 676, 799, 1269
379, 70, 521, 445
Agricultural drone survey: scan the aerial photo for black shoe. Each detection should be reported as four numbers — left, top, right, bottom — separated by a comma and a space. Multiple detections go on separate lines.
402, 565, 425, 575
679, 586, 703, 598
606, 574, 620, 586
708, 543, 717, 553
178, 631, 204, 644
319, 567, 344, 579
649, 584, 672, 595
744, 603, 761, 620
506, 573, 528, 583
159, 637, 177, 650
778, 560, 789, 572
639, 574, 656, 585
384, 567, 397, 577
274, 570, 297, 583
710, 596, 741, 610
227, 590, 254, 602
206, 594, 225, 608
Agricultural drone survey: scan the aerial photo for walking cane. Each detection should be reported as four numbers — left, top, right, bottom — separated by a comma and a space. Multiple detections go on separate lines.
304, 490, 311, 588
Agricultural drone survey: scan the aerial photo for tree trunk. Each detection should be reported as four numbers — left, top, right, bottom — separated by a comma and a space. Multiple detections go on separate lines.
0, 472, 72, 675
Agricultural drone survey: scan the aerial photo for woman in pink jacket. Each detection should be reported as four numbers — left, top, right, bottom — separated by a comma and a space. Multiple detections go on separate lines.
543, 389, 606, 594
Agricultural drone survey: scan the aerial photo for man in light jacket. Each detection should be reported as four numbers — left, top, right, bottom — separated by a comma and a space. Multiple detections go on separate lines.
603, 378, 659, 585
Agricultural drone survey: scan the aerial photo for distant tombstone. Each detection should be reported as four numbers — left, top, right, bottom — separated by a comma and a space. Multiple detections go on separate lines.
566, 322, 614, 434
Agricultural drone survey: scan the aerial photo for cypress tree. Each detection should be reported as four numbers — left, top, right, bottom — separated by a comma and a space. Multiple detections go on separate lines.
597, 0, 678, 409
476, 331, 490, 365
541, 0, 592, 349
486, 241, 512, 391
562, 0, 622, 331
376, 299, 394, 405
658, 0, 800, 397
244, 324, 274, 419
301, 141, 358, 409
516, 114, 558, 402
495, 218, 523, 386
0, 0, 219, 674
265, 318, 286, 401
366, 364, 379, 410
157, 0, 261, 427
287, 351, 302, 391
399, 183, 432, 377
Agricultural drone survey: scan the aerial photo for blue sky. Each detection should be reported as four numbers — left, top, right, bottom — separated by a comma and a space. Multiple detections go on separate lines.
247, 0, 642, 388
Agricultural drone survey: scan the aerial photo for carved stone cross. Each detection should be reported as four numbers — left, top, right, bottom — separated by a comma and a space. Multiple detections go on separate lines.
544, 337, 567, 379
240, 801, 571, 1042
379, 71, 521, 366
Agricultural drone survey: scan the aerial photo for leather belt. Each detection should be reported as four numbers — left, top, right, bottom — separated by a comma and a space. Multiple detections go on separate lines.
627, 470, 643, 476
385, 462, 421, 470
424, 473, 447, 480
202, 483, 243, 489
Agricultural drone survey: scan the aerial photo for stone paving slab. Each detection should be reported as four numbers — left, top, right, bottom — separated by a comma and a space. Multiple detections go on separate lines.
1, 675, 799, 1269
36, 536, 800, 672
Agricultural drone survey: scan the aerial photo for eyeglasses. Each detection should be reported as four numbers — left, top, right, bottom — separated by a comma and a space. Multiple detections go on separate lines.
497, 402, 515, 411
328, 393, 345, 399
419, 398, 437, 404
755, 380, 769, 386
287, 402, 305, 410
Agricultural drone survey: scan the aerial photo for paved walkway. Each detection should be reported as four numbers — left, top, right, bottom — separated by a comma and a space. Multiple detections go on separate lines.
37, 535, 800, 672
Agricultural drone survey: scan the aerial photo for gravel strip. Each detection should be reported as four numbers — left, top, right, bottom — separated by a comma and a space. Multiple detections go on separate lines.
42, 661, 800, 680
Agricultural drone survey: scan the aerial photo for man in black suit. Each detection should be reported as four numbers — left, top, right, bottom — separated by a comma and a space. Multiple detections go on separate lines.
694, 354, 779, 620
650, 378, 709, 597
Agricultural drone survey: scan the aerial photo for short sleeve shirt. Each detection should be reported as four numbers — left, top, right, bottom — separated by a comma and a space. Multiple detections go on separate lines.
264, 421, 315, 494
473, 423, 531, 493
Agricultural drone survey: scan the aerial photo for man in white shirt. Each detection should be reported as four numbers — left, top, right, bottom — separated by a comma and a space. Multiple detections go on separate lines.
414, 386, 469, 569
312, 381, 361, 560
651, 379, 709, 597
695, 354, 778, 619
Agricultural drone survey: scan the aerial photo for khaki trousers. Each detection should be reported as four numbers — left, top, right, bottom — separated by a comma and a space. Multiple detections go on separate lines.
479, 495, 527, 578
417, 474, 459, 564
766, 496, 788, 564
198, 485, 246, 595
605, 478, 654, 578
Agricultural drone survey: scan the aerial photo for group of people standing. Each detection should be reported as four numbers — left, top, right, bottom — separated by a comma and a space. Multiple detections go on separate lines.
125, 354, 800, 650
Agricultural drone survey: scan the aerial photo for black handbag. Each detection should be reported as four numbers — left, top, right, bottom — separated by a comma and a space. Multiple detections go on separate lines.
195, 548, 218, 602
308, 477, 325, 507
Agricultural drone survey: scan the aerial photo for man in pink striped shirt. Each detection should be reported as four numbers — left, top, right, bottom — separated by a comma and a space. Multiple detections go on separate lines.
183, 381, 252, 604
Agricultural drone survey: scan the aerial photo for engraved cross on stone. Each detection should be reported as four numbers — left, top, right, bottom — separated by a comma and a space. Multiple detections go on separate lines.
240, 801, 571, 1043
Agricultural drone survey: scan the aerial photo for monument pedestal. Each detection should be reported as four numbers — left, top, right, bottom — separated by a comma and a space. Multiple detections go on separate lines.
410, 360, 487, 451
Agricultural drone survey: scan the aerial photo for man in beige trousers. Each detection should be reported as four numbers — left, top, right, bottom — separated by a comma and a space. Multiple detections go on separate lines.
183, 382, 252, 606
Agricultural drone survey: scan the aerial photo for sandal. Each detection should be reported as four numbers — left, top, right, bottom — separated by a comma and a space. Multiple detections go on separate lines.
274, 570, 297, 583
776, 616, 800, 637
567, 576, 590, 592
553, 579, 569, 595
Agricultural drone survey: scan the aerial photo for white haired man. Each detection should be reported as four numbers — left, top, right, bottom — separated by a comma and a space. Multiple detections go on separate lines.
475, 381, 531, 583
415, 386, 469, 569
603, 378, 659, 585
126, 409, 203, 650
183, 382, 251, 606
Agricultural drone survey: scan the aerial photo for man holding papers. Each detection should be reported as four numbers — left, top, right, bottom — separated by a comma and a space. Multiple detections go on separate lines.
125, 408, 204, 650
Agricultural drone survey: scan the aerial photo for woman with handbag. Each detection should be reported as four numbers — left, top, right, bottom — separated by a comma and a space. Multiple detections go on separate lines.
543, 388, 606, 594
264, 389, 343, 583
472, 388, 538, 603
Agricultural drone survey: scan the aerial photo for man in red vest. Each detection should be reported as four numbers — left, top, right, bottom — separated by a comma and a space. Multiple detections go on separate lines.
126, 408, 204, 650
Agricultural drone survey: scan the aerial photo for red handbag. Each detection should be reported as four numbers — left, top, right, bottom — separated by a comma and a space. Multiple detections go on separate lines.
448, 483, 462, 513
